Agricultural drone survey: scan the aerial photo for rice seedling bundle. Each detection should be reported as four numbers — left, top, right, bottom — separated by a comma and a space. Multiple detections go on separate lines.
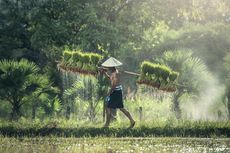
59, 50, 103, 75
137, 61, 179, 92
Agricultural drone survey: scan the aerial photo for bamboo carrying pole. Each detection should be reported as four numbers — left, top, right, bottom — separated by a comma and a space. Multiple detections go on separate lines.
122, 70, 140, 76
98, 67, 140, 76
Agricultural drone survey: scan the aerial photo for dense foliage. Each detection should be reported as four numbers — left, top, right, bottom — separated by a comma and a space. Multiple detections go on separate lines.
0, 59, 58, 120
0, 0, 230, 121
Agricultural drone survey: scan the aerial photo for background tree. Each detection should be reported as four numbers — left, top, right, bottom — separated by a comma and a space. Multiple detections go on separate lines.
0, 0, 230, 121
0, 59, 57, 120
224, 53, 230, 119
156, 50, 210, 118
23, 79, 60, 120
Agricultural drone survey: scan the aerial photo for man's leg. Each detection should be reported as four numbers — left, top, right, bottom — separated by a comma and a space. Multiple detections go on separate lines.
119, 108, 135, 128
104, 107, 111, 127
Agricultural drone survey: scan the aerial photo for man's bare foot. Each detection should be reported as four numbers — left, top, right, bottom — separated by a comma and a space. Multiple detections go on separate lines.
128, 121, 135, 129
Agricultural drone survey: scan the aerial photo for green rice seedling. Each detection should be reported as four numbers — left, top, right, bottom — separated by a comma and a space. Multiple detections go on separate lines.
89, 53, 103, 72
169, 71, 179, 81
90, 53, 103, 65
63, 51, 72, 61
159, 79, 169, 88
158, 65, 171, 80
81, 54, 91, 71
153, 64, 162, 77
74, 53, 82, 69
60, 50, 104, 75
141, 61, 154, 75
63, 51, 73, 64
138, 61, 179, 91
72, 52, 82, 66
80, 53, 90, 64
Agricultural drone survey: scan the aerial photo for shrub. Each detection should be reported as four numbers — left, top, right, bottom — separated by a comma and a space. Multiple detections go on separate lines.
0, 59, 57, 120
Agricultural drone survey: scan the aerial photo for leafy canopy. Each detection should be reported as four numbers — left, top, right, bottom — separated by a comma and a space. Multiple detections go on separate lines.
0, 59, 58, 119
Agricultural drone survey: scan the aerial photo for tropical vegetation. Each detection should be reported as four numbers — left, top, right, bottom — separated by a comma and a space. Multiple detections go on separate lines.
0, 59, 59, 120
0, 0, 230, 141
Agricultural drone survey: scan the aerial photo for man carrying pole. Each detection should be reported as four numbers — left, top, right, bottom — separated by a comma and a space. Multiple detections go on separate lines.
100, 57, 135, 128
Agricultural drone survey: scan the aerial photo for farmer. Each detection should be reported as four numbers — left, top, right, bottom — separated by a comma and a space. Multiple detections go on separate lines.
100, 57, 135, 128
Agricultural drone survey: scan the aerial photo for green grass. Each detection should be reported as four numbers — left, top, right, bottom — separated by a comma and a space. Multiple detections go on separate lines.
0, 119, 230, 138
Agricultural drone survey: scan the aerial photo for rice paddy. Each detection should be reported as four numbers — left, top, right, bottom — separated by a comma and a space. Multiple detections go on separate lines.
1, 137, 229, 153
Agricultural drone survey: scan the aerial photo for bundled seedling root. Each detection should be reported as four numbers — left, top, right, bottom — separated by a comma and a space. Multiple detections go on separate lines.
58, 64, 97, 75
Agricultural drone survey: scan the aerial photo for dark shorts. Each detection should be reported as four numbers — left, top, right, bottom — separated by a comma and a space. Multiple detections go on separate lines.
106, 86, 124, 109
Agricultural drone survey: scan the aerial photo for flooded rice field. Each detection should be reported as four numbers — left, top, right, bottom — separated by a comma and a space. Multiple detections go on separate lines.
0, 137, 230, 153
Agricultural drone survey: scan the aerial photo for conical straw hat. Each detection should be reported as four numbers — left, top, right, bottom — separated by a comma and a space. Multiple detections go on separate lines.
101, 57, 123, 67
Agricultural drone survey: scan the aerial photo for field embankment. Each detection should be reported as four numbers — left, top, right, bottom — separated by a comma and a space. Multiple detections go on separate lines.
0, 119, 230, 138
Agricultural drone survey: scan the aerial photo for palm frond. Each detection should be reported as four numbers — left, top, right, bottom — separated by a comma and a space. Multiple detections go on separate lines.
157, 49, 212, 94
64, 80, 84, 96
184, 57, 208, 75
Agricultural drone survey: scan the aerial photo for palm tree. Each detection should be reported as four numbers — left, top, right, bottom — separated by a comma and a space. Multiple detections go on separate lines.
156, 50, 210, 118
28, 74, 60, 119
63, 76, 105, 121
0, 59, 57, 120
224, 53, 230, 119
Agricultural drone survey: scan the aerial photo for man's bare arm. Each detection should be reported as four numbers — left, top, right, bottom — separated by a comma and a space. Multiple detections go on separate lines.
99, 68, 110, 79
104, 72, 110, 79
108, 73, 116, 95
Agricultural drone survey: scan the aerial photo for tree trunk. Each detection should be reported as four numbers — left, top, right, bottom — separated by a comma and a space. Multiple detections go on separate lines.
89, 108, 96, 122
88, 101, 95, 122
11, 101, 21, 120
227, 88, 230, 120
172, 91, 182, 119
32, 104, 36, 120
225, 87, 230, 120
66, 106, 71, 120
103, 100, 106, 122
138, 107, 143, 121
